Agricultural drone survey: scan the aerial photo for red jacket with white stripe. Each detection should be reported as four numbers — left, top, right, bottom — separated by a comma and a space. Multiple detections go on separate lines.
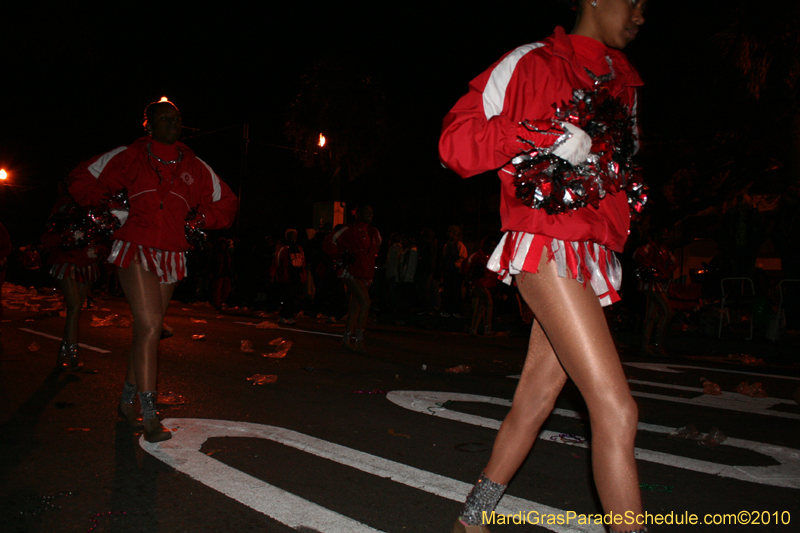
68, 137, 238, 252
439, 28, 643, 253
324, 222, 382, 281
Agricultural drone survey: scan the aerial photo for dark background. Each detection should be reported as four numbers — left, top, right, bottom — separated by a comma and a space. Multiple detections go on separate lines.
0, 0, 794, 248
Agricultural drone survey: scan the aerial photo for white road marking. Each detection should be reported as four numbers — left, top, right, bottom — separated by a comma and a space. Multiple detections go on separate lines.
627, 379, 800, 420
234, 322, 341, 338
387, 391, 800, 489
623, 362, 800, 381
507, 366, 800, 419
142, 418, 602, 533
18, 328, 111, 353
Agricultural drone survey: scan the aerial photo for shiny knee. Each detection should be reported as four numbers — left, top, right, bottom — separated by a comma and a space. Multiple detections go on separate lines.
594, 394, 639, 444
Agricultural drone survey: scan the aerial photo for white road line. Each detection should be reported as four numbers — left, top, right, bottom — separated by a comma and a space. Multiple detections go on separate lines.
506, 371, 800, 420
142, 418, 602, 533
17, 328, 111, 353
623, 362, 800, 381
234, 322, 341, 338
387, 391, 800, 489
627, 379, 800, 420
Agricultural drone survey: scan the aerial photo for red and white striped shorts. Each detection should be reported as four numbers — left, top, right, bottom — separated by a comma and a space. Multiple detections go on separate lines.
108, 240, 186, 284
487, 231, 622, 307
49, 262, 101, 284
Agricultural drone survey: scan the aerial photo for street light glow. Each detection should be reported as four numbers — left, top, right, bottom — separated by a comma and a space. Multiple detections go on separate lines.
318, 134, 326, 148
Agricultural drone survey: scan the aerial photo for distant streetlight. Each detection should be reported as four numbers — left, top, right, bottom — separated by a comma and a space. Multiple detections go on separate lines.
318, 134, 326, 148
0, 169, 7, 212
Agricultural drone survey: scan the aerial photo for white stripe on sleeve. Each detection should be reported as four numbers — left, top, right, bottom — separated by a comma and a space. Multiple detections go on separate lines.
197, 157, 222, 202
331, 226, 348, 244
88, 146, 128, 179
483, 43, 545, 120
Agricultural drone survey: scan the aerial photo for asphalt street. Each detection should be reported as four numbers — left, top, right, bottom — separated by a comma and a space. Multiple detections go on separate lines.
1, 285, 799, 532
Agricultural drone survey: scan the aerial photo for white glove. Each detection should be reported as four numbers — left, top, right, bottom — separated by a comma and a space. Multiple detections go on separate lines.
551, 122, 592, 166
110, 208, 128, 226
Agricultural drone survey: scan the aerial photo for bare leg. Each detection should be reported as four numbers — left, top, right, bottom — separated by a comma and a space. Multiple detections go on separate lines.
353, 279, 371, 332
344, 279, 360, 337
117, 260, 174, 392
59, 276, 90, 344
344, 278, 370, 334
483, 253, 642, 518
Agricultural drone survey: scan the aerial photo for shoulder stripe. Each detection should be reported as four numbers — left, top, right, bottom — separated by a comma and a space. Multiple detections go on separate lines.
483, 42, 546, 120
197, 157, 222, 202
331, 226, 348, 243
88, 146, 128, 179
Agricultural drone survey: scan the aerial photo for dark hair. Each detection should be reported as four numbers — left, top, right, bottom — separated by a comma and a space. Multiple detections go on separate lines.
142, 99, 179, 130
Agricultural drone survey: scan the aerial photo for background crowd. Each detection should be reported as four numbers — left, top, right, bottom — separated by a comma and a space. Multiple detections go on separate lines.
2, 193, 798, 350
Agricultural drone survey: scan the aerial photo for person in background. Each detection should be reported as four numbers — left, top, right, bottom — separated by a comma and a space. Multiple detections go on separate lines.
415, 228, 438, 313
464, 237, 498, 336
439, 0, 649, 530
634, 228, 677, 357
398, 234, 418, 317
69, 98, 238, 442
20, 244, 45, 288
41, 193, 107, 371
324, 205, 381, 352
270, 229, 306, 325
441, 225, 467, 318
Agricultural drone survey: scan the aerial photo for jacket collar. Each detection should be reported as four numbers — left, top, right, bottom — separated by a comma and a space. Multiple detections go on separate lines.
132, 136, 196, 160
551, 26, 643, 89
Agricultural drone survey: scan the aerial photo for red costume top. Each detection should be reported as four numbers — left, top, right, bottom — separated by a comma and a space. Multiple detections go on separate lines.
68, 137, 238, 252
439, 27, 643, 253
324, 221, 382, 281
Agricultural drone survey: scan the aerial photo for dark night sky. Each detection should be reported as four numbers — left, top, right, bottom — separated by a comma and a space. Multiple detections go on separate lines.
0, 0, 740, 245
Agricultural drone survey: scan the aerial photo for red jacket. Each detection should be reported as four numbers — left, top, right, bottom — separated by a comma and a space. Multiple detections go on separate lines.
68, 137, 238, 252
439, 28, 643, 253
270, 243, 307, 284
324, 222, 382, 281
